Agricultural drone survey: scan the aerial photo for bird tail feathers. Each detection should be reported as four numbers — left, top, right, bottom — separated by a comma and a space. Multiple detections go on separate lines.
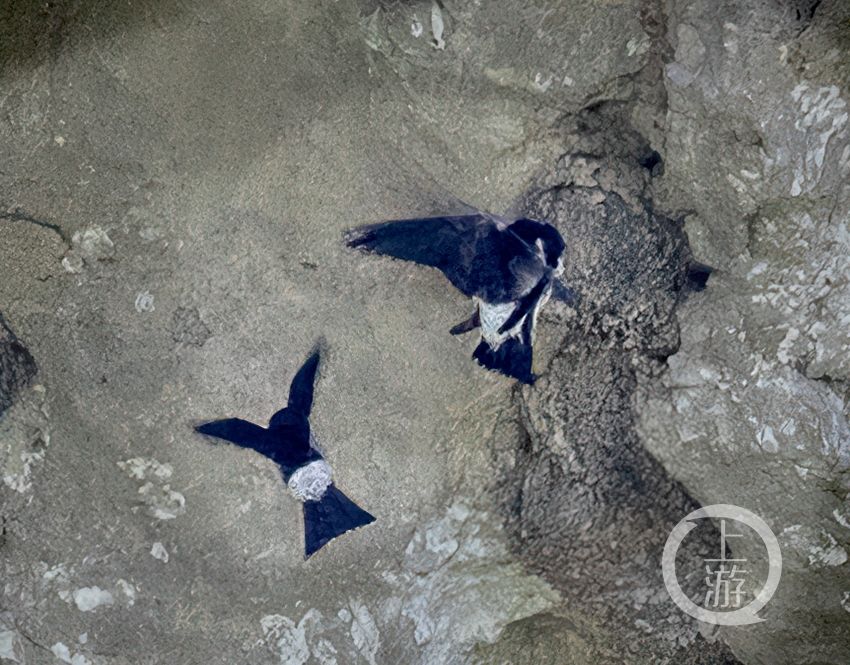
302, 484, 375, 558
472, 332, 536, 384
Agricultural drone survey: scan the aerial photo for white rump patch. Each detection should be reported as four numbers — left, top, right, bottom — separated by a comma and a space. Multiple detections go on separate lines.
477, 300, 519, 349
476, 274, 558, 350
287, 460, 333, 502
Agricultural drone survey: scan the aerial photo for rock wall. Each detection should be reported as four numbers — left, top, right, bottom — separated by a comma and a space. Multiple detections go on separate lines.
1, 0, 848, 663
636, 1, 850, 662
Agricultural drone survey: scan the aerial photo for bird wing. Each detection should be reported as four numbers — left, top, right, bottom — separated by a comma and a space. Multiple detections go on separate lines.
345, 215, 545, 302
194, 418, 275, 457
497, 274, 550, 334
286, 347, 321, 417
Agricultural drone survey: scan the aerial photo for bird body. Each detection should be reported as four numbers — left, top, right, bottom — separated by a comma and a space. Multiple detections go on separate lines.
476, 298, 518, 347
194, 347, 375, 558
346, 213, 572, 383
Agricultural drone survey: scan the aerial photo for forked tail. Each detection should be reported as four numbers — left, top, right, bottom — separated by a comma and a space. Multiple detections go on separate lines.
302, 484, 375, 558
472, 314, 536, 384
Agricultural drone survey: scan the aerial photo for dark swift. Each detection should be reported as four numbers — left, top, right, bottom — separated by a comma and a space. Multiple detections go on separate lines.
194, 346, 375, 558
345, 213, 574, 384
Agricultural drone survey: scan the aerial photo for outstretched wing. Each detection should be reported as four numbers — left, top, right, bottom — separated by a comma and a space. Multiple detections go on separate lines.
345, 215, 544, 303
287, 348, 321, 416
194, 418, 274, 457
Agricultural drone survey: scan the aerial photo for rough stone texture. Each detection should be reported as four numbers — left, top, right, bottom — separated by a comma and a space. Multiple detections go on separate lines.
1, 0, 848, 664
632, 1, 850, 663
484, 107, 740, 663
0, 1, 629, 662
0, 314, 37, 418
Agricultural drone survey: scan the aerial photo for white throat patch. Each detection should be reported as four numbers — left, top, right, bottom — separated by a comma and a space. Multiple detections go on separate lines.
287, 460, 333, 502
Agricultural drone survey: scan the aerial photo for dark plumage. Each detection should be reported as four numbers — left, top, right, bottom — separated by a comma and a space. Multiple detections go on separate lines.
194, 346, 374, 558
345, 213, 574, 384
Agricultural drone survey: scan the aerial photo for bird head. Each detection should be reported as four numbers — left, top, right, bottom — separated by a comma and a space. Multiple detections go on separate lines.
510, 218, 565, 269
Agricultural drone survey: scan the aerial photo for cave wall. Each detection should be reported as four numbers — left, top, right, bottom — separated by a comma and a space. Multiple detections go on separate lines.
1, 1, 848, 663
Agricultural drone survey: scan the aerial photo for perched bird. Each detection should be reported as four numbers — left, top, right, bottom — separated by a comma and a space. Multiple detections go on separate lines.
194, 346, 375, 558
345, 213, 574, 384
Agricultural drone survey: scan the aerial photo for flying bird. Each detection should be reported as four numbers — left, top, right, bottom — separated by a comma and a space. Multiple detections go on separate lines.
194, 346, 375, 558
345, 213, 574, 384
